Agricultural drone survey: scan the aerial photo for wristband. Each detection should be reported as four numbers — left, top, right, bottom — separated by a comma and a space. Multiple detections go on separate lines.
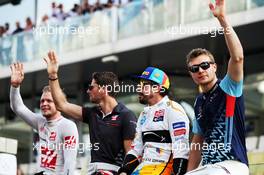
49, 77, 58, 81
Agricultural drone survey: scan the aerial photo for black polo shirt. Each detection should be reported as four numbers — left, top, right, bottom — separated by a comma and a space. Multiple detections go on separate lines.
82, 103, 137, 166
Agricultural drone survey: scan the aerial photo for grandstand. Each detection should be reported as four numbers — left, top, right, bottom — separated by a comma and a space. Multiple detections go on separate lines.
1, 0, 264, 174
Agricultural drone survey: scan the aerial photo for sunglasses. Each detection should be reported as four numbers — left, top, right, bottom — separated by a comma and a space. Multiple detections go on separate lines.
188, 61, 215, 73
87, 84, 98, 91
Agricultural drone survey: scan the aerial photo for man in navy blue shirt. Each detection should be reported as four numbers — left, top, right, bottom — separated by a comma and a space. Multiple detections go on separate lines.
186, 0, 249, 174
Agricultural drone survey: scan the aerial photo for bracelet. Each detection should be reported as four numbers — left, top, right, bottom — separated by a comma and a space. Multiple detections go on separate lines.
49, 77, 58, 81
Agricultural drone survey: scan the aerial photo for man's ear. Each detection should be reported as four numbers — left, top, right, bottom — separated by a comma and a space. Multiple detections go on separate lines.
213, 63, 217, 73
100, 85, 109, 96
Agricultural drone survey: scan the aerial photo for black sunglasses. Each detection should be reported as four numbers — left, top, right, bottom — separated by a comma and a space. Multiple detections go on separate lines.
88, 84, 97, 91
188, 61, 215, 73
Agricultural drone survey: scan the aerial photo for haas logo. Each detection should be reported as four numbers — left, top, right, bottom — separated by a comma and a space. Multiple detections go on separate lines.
49, 132, 56, 141
40, 146, 57, 170
64, 136, 76, 148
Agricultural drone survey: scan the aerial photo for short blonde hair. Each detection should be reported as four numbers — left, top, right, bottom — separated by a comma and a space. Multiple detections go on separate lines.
42, 85, 51, 93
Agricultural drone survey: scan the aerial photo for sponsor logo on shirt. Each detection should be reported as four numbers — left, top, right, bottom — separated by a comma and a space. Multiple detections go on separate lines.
174, 129, 186, 136
140, 116, 147, 125
153, 109, 165, 122
173, 122, 186, 136
142, 71, 150, 76
172, 122, 186, 129
49, 132, 56, 141
40, 146, 57, 170
111, 115, 119, 121
156, 148, 163, 155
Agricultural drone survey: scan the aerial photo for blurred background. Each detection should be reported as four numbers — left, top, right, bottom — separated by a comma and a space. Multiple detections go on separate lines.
0, 0, 264, 174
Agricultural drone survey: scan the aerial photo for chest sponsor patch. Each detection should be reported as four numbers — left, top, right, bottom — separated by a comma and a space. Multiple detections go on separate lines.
153, 109, 165, 122
111, 115, 119, 121
40, 146, 57, 170
49, 132, 56, 141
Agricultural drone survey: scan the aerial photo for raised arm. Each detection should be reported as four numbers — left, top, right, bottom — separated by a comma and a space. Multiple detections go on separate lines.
209, 0, 244, 82
10, 63, 40, 129
44, 51, 83, 121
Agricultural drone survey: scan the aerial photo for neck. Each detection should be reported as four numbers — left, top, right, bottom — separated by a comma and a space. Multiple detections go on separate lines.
46, 112, 61, 121
200, 77, 218, 93
149, 94, 164, 106
99, 96, 118, 114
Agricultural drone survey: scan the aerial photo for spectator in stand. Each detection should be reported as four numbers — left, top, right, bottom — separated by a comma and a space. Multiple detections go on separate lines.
103, 0, 114, 9
12, 21, 24, 35
12, 22, 25, 61
51, 2, 58, 18
0, 26, 4, 37
40, 15, 49, 26
93, 0, 104, 11
24, 17, 34, 31
57, 4, 68, 21
82, 0, 93, 15
113, 0, 132, 7
4, 23, 10, 35
68, 4, 81, 17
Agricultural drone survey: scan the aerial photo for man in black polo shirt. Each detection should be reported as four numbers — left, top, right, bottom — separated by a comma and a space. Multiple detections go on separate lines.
44, 51, 137, 175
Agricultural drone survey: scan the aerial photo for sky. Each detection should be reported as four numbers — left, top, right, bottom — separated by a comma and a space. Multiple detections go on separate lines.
0, 0, 103, 31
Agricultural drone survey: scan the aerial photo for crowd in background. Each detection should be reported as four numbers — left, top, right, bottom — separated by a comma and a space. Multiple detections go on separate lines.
0, 0, 133, 37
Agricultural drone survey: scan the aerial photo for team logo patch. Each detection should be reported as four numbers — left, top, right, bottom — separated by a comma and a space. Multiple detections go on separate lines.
111, 115, 118, 121
173, 121, 186, 136
156, 148, 163, 155
173, 122, 186, 129
64, 136, 76, 148
49, 132, 56, 141
153, 109, 165, 122
142, 71, 150, 76
154, 73, 160, 78
41, 146, 57, 169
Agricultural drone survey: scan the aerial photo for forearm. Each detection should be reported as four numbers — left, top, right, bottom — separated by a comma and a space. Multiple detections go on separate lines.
218, 16, 243, 61
49, 74, 83, 120
49, 74, 67, 111
124, 139, 133, 154
187, 149, 202, 172
10, 86, 38, 129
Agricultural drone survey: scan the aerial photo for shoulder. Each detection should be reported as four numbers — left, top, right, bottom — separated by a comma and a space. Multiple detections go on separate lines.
166, 100, 189, 122
166, 100, 186, 115
82, 106, 98, 116
36, 113, 47, 125
60, 117, 77, 128
219, 74, 243, 97
117, 103, 137, 119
